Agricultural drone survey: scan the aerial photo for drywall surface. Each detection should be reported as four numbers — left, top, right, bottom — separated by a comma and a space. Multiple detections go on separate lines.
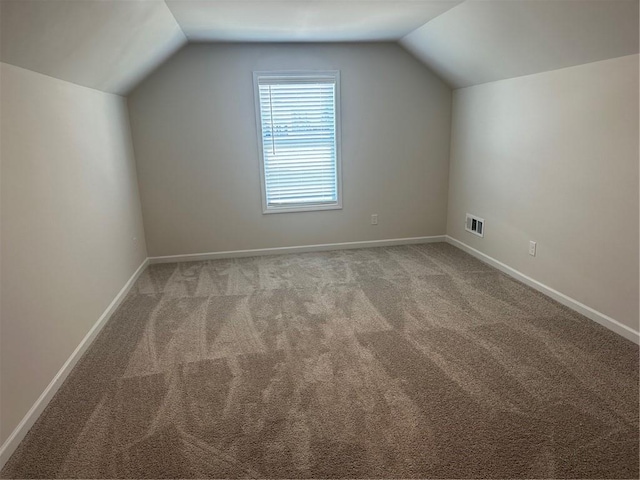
0, 0, 186, 95
400, 0, 639, 89
164, 0, 462, 42
128, 43, 452, 256
447, 54, 639, 331
0, 63, 148, 444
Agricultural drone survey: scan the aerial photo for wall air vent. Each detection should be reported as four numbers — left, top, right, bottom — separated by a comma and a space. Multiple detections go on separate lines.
465, 213, 484, 237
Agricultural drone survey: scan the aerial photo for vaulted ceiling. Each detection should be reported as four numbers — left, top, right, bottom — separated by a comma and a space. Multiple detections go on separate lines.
165, 0, 464, 42
400, 0, 640, 88
0, 0, 186, 95
1, 0, 637, 95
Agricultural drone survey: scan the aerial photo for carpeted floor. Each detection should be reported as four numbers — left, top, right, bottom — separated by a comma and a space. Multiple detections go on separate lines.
2, 242, 638, 479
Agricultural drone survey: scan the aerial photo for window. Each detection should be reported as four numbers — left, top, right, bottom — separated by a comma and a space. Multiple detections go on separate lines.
253, 71, 341, 213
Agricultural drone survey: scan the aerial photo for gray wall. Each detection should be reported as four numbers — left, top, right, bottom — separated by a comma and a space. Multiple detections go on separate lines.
0, 63, 148, 443
128, 43, 452, 257
447, 54, 639, 332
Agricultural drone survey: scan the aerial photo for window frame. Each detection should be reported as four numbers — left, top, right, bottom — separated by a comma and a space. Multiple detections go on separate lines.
253, 70, 342, 214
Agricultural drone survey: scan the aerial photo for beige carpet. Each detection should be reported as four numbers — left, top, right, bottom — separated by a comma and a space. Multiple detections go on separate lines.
2, 243, 638, 479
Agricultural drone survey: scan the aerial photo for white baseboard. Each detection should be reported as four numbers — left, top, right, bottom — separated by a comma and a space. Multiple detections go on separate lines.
0, 258, 149, 470
148, 235, 447, 264
446, 236, 639, 344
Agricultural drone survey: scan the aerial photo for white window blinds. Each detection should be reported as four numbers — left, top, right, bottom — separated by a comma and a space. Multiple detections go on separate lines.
254, 72, 341, 213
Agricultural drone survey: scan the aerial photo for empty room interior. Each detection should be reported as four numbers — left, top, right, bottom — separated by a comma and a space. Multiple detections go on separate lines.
1, 0, 639, 478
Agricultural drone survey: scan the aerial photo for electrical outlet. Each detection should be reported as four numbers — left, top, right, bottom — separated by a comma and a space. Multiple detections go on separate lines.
529, 241, 537, 256
371, 214, 378, 225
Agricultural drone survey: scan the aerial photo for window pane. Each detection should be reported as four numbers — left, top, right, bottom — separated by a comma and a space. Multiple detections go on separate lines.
256, 73, 340, 211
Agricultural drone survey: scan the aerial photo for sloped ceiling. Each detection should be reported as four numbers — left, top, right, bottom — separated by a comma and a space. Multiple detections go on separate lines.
164, 0, 462, 42
0, 0, 186, 95
0, 0, 638, 95
401, 0, 640, 88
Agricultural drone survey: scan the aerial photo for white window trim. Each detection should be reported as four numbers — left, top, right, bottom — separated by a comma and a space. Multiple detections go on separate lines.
253, 70, 342, 214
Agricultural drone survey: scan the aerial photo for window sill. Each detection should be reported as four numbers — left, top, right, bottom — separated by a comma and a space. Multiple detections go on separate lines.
263, 203, 342, 214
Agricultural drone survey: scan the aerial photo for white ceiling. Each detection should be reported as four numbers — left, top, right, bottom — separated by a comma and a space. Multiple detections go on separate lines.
401, 0, 640, 88
0, 0, 638, 94
0, 0, 186, 95
164, 0, 462, 42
